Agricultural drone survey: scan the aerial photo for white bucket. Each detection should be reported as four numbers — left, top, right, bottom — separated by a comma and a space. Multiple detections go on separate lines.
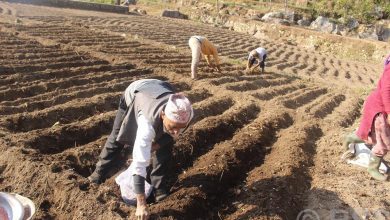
0, 192, 35, 220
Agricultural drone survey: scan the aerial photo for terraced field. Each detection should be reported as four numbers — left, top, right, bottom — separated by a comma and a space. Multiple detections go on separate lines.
0, 1, 389, 219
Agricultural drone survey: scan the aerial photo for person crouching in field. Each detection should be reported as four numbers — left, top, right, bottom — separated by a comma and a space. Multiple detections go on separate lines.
346, 54, 390, 181
188, 35, 221, 80
88, 79, 194, 219
246, 47, 267, 74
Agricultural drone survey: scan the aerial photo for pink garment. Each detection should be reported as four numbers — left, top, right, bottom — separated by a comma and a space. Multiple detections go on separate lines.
369, 113, 390, 157
356, 54, 390, 140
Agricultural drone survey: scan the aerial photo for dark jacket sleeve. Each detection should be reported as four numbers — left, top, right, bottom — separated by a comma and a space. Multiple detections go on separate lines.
156, 133, 174, 147
133, 174, 145, 194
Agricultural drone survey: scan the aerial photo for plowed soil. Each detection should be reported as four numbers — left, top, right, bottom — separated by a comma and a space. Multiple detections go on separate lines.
0, 2, 389, 219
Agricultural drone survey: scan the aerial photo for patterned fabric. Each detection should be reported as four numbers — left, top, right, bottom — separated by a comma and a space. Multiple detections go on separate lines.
370, 113, 390, 157
356, 55, 390, 140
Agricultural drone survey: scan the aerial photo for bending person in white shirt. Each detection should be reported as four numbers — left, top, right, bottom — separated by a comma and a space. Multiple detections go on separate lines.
88, 79, 193, 220
246, 47, 267, 74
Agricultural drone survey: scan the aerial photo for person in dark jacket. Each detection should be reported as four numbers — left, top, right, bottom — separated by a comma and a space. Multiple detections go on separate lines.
88, 79, 193, 220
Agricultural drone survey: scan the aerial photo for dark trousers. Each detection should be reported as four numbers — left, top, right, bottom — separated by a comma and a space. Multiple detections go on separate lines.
249, 54, 267, 70
94, 96, 173, 190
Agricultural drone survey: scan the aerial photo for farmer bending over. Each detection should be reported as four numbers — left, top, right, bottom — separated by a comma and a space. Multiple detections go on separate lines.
88, 79, 193, 219
188, 35, 221, 79
246, 47, 267, 74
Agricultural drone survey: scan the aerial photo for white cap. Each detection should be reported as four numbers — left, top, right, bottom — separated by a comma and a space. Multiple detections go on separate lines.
164, 93, 193, 124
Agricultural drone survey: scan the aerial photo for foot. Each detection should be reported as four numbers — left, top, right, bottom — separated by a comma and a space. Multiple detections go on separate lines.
88, 171, 103, 184
368, 154, 387, 181
154, 188, 169, 202
343, 132, 364, 150
340, 145, 355, 161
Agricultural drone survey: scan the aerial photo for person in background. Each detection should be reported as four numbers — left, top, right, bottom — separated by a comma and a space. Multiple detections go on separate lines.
188, 35, 221, 80
246, 47, 267, 74
88, 79, 193, 220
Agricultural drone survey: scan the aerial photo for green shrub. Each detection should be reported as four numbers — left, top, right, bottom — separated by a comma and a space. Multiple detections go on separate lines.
308, 0, 388, 23
381, 1, 390, 18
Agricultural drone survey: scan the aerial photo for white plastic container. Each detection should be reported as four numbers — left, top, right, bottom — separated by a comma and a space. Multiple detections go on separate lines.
115, 163, 153, 206
0, 192, 24, 220
343, 143, 389, 173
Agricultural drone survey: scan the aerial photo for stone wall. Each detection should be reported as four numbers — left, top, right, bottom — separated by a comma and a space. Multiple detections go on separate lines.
190, 12, 390, 64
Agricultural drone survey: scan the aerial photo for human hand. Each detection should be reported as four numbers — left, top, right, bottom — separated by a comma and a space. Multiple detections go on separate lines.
151, 142, 161, 152
250, 66, 258, 72
135, 204, 149, 220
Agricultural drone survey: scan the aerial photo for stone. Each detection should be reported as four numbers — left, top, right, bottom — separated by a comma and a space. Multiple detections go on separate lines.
332, 24, 345, 35
375, 20, 390, 42
262, 11, 284, 21
358, 25, 379, 41
278, 19, 291, 26
297, 19, 311, 26
261, 11, 295, 25
283, 11, 296, 22
137, 9, 146, 15
123, 0, 136, 5
161, 10, 188, 19
380, 28, 390, 42
250, 14, 261, 21
310, 16, 336, 33
346, 18, 359, 30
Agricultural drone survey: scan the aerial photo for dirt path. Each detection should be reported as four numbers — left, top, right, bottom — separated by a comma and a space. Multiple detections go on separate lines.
0, 2, 389, 219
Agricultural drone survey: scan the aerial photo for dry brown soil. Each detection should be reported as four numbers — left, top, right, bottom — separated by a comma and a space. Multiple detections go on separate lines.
0, 2, 389, 219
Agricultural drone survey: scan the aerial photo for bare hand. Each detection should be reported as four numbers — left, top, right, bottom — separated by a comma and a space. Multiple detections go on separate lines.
135, 204, 149, 220
151, 142, 161, 152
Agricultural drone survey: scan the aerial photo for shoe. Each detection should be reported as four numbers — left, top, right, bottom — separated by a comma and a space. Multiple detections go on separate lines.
368, 153, 387, 181
88, 171, 103, 184
154, 189, 169, 202
343, 132, 364, 150
340, 144, 355, 161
